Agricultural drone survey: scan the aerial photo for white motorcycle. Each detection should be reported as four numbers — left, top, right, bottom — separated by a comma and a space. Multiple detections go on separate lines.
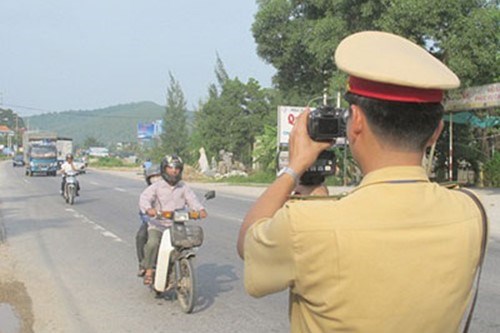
62, 170, 79, 205
151, 190, 215, 313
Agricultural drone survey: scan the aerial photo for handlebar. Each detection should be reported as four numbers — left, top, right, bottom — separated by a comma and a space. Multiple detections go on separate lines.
156, 210, 202, 220
148, 190, 215, 221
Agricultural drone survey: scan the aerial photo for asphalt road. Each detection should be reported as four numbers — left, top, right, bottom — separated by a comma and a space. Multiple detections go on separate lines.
0, 162, 289, 333
1, 161, 499, 332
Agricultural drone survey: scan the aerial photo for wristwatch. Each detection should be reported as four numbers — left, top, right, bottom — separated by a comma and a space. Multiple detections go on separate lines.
277, 167, 299, 185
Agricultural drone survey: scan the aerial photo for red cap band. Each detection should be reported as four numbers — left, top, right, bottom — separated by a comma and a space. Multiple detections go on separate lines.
348, 76, 443, 103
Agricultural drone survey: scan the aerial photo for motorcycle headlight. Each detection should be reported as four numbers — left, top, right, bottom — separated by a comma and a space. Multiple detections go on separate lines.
30, 161, 35, 167
173, 211, 190, 222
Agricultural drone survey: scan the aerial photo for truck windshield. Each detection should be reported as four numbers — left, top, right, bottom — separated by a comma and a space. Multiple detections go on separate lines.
31, 146, 57, 159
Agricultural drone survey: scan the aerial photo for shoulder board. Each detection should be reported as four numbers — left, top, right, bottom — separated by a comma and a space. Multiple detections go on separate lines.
289, 193, 348, 201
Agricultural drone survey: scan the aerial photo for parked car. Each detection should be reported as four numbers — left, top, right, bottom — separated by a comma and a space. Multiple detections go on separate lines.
12, 154, 25, 167
73, 158, 87, 173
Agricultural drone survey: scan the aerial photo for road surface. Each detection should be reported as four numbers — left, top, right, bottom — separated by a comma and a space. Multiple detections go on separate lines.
1, 161, 499, 332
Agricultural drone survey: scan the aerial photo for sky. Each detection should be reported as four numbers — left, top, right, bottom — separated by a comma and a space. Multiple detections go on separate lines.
0, 1, 275, 116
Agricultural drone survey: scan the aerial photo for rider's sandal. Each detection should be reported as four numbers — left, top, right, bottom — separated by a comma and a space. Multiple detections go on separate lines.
143, 274, 153, 285
137, 268, 146, 277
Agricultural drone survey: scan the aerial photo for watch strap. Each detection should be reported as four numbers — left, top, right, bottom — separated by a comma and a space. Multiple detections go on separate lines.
279, 167, 299, 185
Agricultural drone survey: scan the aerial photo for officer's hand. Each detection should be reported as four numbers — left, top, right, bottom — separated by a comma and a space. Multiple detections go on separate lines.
199, 209, 208, 219
288, 109, 333, 174
146, 208, 156, 217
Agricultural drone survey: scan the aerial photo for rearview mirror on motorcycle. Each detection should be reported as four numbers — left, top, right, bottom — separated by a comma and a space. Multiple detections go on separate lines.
204, 190, 216, 201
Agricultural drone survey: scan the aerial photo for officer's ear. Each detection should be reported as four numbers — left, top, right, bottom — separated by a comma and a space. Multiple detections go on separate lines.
426, 120, 444, 148
347, 104, 365, 141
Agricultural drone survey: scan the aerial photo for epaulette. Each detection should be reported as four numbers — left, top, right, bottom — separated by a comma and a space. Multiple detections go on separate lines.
289, 193, 349, 201
439, 181, 460, 189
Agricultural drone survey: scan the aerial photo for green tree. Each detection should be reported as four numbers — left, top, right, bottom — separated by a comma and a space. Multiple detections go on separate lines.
377, 0, 499, 87
82, 136, 104, 149
253, 124, 278, 172
194, 57, 277, 167
253, 0, 499, 101
253, 0, 499, 183
160, 73, 189, 161
0, 108, 25, 147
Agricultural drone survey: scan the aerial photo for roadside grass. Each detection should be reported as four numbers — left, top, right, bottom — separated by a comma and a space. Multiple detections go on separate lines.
213, 170, 345, 186
89, 156, 139, 168
216, 171, 276, 185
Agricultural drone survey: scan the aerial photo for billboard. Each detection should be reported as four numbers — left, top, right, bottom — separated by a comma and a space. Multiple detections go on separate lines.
137, 120, 163, 140
445, 83, 500, 112
277, 106, 307, 146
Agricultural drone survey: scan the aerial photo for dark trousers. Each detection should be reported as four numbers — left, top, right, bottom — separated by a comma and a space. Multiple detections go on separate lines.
135, 222, 148, 268
61, 177, 80, 193
142, 229, 163, 270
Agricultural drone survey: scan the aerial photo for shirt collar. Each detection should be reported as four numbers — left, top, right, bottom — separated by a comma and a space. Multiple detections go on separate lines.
354, 166, 429, 192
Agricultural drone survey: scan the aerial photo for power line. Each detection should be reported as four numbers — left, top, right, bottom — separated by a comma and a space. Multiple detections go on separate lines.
2, 103, 55, 113
2, 103, 165, 119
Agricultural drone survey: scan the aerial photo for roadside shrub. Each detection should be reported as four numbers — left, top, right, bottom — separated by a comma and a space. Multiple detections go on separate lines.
218, 171, 275, 184
483, 154, 500, 187
90, 157, 125, 168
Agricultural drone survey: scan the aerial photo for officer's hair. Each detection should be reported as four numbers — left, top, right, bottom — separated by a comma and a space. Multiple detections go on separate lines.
345, 92, 444, 151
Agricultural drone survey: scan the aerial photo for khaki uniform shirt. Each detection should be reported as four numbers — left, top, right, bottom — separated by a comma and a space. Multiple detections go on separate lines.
244, 166, 484, 333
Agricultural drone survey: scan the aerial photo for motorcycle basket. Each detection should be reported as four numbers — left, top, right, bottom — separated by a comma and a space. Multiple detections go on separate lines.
170, 223, 203, 248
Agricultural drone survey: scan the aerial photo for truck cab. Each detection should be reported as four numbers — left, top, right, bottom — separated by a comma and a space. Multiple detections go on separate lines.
25, 144, 58, 176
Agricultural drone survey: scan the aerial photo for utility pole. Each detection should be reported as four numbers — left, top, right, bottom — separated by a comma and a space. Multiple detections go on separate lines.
15, 114, 19, 148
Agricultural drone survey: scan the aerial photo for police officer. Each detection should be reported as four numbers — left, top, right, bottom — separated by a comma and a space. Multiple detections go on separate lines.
237, 31, 486, 332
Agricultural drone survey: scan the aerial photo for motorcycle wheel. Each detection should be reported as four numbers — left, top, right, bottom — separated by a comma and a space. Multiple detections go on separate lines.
68, 186, 75, 205
176, 257, 196, 314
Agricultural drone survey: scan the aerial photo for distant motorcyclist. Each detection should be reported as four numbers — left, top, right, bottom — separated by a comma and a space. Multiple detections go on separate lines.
138, 154, 207, 285
142, 158, 152, 175
59, 153, 80, 196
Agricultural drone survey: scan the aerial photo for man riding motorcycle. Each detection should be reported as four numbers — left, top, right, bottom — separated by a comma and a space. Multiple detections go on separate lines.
59, 153, 80, 196
138, 154, 207, 285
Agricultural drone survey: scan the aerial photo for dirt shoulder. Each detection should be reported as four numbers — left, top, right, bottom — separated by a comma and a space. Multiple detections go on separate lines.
0, 244, 34, 333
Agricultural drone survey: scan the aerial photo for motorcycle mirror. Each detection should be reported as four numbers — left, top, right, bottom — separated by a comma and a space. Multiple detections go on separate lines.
204, 190, 216, 200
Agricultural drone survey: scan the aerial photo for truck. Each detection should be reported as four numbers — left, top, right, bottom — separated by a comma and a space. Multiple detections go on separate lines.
56, 137, 73, 167
22, 131, 59, 176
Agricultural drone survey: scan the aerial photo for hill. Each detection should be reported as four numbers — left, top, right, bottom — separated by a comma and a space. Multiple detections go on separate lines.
26, 102, 166, 146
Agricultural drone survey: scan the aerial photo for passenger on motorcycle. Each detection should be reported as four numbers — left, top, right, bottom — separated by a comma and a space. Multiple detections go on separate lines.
138, 154, 207, 285
59, 153, 80, 196
136, 164, 161, 277
142, 158, 152, 175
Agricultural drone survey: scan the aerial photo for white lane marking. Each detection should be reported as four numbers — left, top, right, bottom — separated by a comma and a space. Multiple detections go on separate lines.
65, 208, 125, 243
89, 181, 100, 186
114, 187, 126, 192
210, 212, 242, 223
23, 179, 30, 184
